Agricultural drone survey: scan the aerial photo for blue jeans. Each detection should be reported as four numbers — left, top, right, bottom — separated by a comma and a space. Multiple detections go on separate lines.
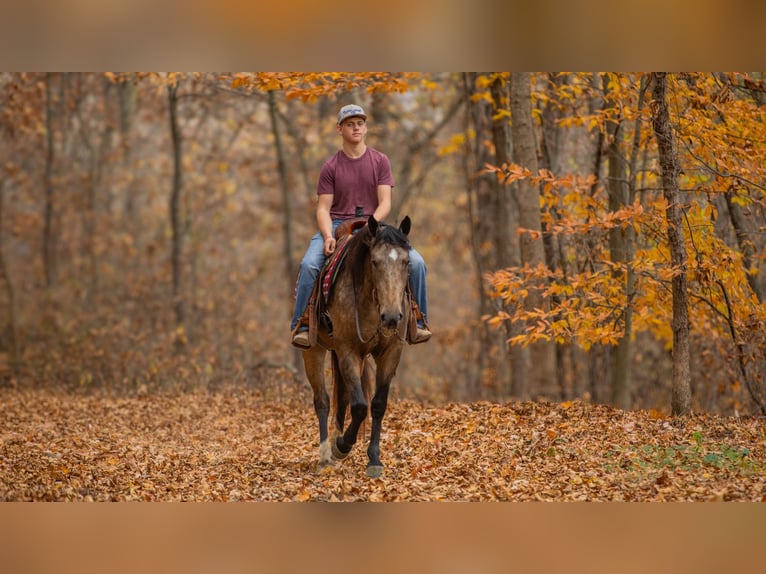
290, 220, 429, 331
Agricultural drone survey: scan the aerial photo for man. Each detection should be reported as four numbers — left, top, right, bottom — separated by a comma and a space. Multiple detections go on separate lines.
290, 103, 431, 348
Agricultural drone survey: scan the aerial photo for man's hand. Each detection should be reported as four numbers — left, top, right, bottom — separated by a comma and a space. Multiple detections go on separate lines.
323, 236, 336, 256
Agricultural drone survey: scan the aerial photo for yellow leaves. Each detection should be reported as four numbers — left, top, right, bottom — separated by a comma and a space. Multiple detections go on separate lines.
438, 132, 472, 157
486, 262, 631, 349
227, 72, 417, 101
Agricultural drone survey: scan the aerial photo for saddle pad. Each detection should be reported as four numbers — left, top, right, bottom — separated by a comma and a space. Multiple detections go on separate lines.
321, 237, 352, 303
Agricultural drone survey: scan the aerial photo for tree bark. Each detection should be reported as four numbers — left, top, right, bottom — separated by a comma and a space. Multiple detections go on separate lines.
650, 72, 691, 416
268, 91, 301, 369
268, 91, 296, 290
0, 179, 20, 375
603, 73, 633, 410
168, 81, 186, 334
510, 72, 557, 399
462, 72, 511, 400
43, 72, 56, 290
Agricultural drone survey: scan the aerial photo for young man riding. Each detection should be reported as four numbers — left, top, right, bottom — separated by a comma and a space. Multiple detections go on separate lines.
290, 104, 431, 348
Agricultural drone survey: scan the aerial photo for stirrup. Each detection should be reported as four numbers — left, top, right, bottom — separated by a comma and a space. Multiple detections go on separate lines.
410, 327, 432, 345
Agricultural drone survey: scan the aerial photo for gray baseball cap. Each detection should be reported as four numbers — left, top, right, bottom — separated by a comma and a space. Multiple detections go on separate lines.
337, 104, 367, 125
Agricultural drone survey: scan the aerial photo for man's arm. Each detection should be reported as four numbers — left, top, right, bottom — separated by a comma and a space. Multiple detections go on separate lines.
373, 185, 392, 222
317, 194, 336, 255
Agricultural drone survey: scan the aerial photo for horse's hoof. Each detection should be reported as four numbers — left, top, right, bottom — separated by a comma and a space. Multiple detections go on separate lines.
315, 460, 334, 474
366, 465, 384, 479
332, 438, 351, 461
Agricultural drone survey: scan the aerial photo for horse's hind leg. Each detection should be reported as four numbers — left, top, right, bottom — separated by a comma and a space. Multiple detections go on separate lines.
302, 348, 333, 470
331, 351, 349, 449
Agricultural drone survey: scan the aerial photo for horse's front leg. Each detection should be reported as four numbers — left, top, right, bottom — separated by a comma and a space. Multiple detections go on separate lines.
302, 348, 333, 470
366, 343, 403, 478
365, 382, 391, 478
331, 351, 349, 444
332, 353, 367, 461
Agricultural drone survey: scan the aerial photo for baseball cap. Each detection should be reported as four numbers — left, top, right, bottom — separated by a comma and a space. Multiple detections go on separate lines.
337, 104, 367, 125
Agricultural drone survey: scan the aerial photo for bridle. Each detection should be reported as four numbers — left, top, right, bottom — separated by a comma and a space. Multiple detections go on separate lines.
351, 254, 410, 345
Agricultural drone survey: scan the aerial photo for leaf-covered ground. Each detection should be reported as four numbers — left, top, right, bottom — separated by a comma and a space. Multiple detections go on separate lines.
1, 388, 764, 501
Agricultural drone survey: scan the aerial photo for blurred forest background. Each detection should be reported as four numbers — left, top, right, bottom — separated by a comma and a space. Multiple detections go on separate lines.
1, 72, 765, 416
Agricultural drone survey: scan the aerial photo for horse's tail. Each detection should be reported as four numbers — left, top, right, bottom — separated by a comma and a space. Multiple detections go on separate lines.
330, 351, 372, 437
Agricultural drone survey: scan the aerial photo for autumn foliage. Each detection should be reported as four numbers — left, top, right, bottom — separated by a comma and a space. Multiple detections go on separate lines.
0, 71, 765, 417
480, 73, 766, 414
1, 387, 763, 501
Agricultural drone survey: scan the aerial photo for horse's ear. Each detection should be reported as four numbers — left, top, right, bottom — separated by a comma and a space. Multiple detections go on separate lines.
367, 214, 379, 236
399, 216, 411, 236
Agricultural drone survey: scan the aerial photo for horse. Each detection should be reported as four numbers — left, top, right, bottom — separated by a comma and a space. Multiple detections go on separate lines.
301, 214, 413, 478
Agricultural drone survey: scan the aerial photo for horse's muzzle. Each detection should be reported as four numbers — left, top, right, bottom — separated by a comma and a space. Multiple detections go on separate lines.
381, 311, 403, 330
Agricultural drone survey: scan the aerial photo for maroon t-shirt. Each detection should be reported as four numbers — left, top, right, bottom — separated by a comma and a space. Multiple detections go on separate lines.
317, 147, 394, 219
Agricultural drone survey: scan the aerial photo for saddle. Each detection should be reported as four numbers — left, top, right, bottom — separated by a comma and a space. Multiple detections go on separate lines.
292, 218, 428, 348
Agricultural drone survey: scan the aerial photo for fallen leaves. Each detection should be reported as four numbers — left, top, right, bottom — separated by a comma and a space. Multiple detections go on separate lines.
1, 389, 764, 501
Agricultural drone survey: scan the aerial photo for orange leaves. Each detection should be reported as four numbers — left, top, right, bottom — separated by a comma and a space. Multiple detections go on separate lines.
486, 262, 629, 350
1, 390, 764, 501
227, 72, 418, 102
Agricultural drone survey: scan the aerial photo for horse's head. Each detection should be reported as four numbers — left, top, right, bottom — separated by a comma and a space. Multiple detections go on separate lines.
367, 215, 412, 333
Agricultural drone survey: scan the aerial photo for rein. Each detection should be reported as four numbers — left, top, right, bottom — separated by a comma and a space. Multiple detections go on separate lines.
352, 272, 379, 344
351, 272, 409, 345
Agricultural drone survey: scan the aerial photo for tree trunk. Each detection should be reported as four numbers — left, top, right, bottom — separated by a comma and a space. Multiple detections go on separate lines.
539, 72, 575, 399
267, 91, 300, 369
43, 72, 56, 290
650, 73, 691, 416
0, 179, 20, 375
603, 73, 633, 410
268, 91, 296, 290
462, 72, 509, 400
489, 75, 516, 397
118, 78, 137, 218
168, 82, 186, 335
510, 72, 557, 399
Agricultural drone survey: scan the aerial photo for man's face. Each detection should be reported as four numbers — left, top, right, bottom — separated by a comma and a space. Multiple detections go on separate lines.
337, 117, 367, 142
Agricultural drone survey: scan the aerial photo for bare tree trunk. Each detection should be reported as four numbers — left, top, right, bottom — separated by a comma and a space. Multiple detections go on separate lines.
279, 99, 317, 218
510, 72, 557, 399
43, 72, 56, 290
267, 91, 300, 369
0, 179, 20, 375
603, 73, 634, 410
78, 80, 112, 307
168, 82, 186, 334
462, 72, 508, 400
650, 72, 691, 416
488, 75, 515, 397
118, 78, 137, 218
268, 91, 296, 287
538, 72, 573, 399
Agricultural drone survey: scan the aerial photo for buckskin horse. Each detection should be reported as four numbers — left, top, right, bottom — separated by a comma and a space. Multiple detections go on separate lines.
301, 215, 413, 478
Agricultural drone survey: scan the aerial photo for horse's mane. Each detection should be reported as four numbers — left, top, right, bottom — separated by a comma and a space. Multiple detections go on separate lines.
374, 224, 411, 250
343, 222, 410, 279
